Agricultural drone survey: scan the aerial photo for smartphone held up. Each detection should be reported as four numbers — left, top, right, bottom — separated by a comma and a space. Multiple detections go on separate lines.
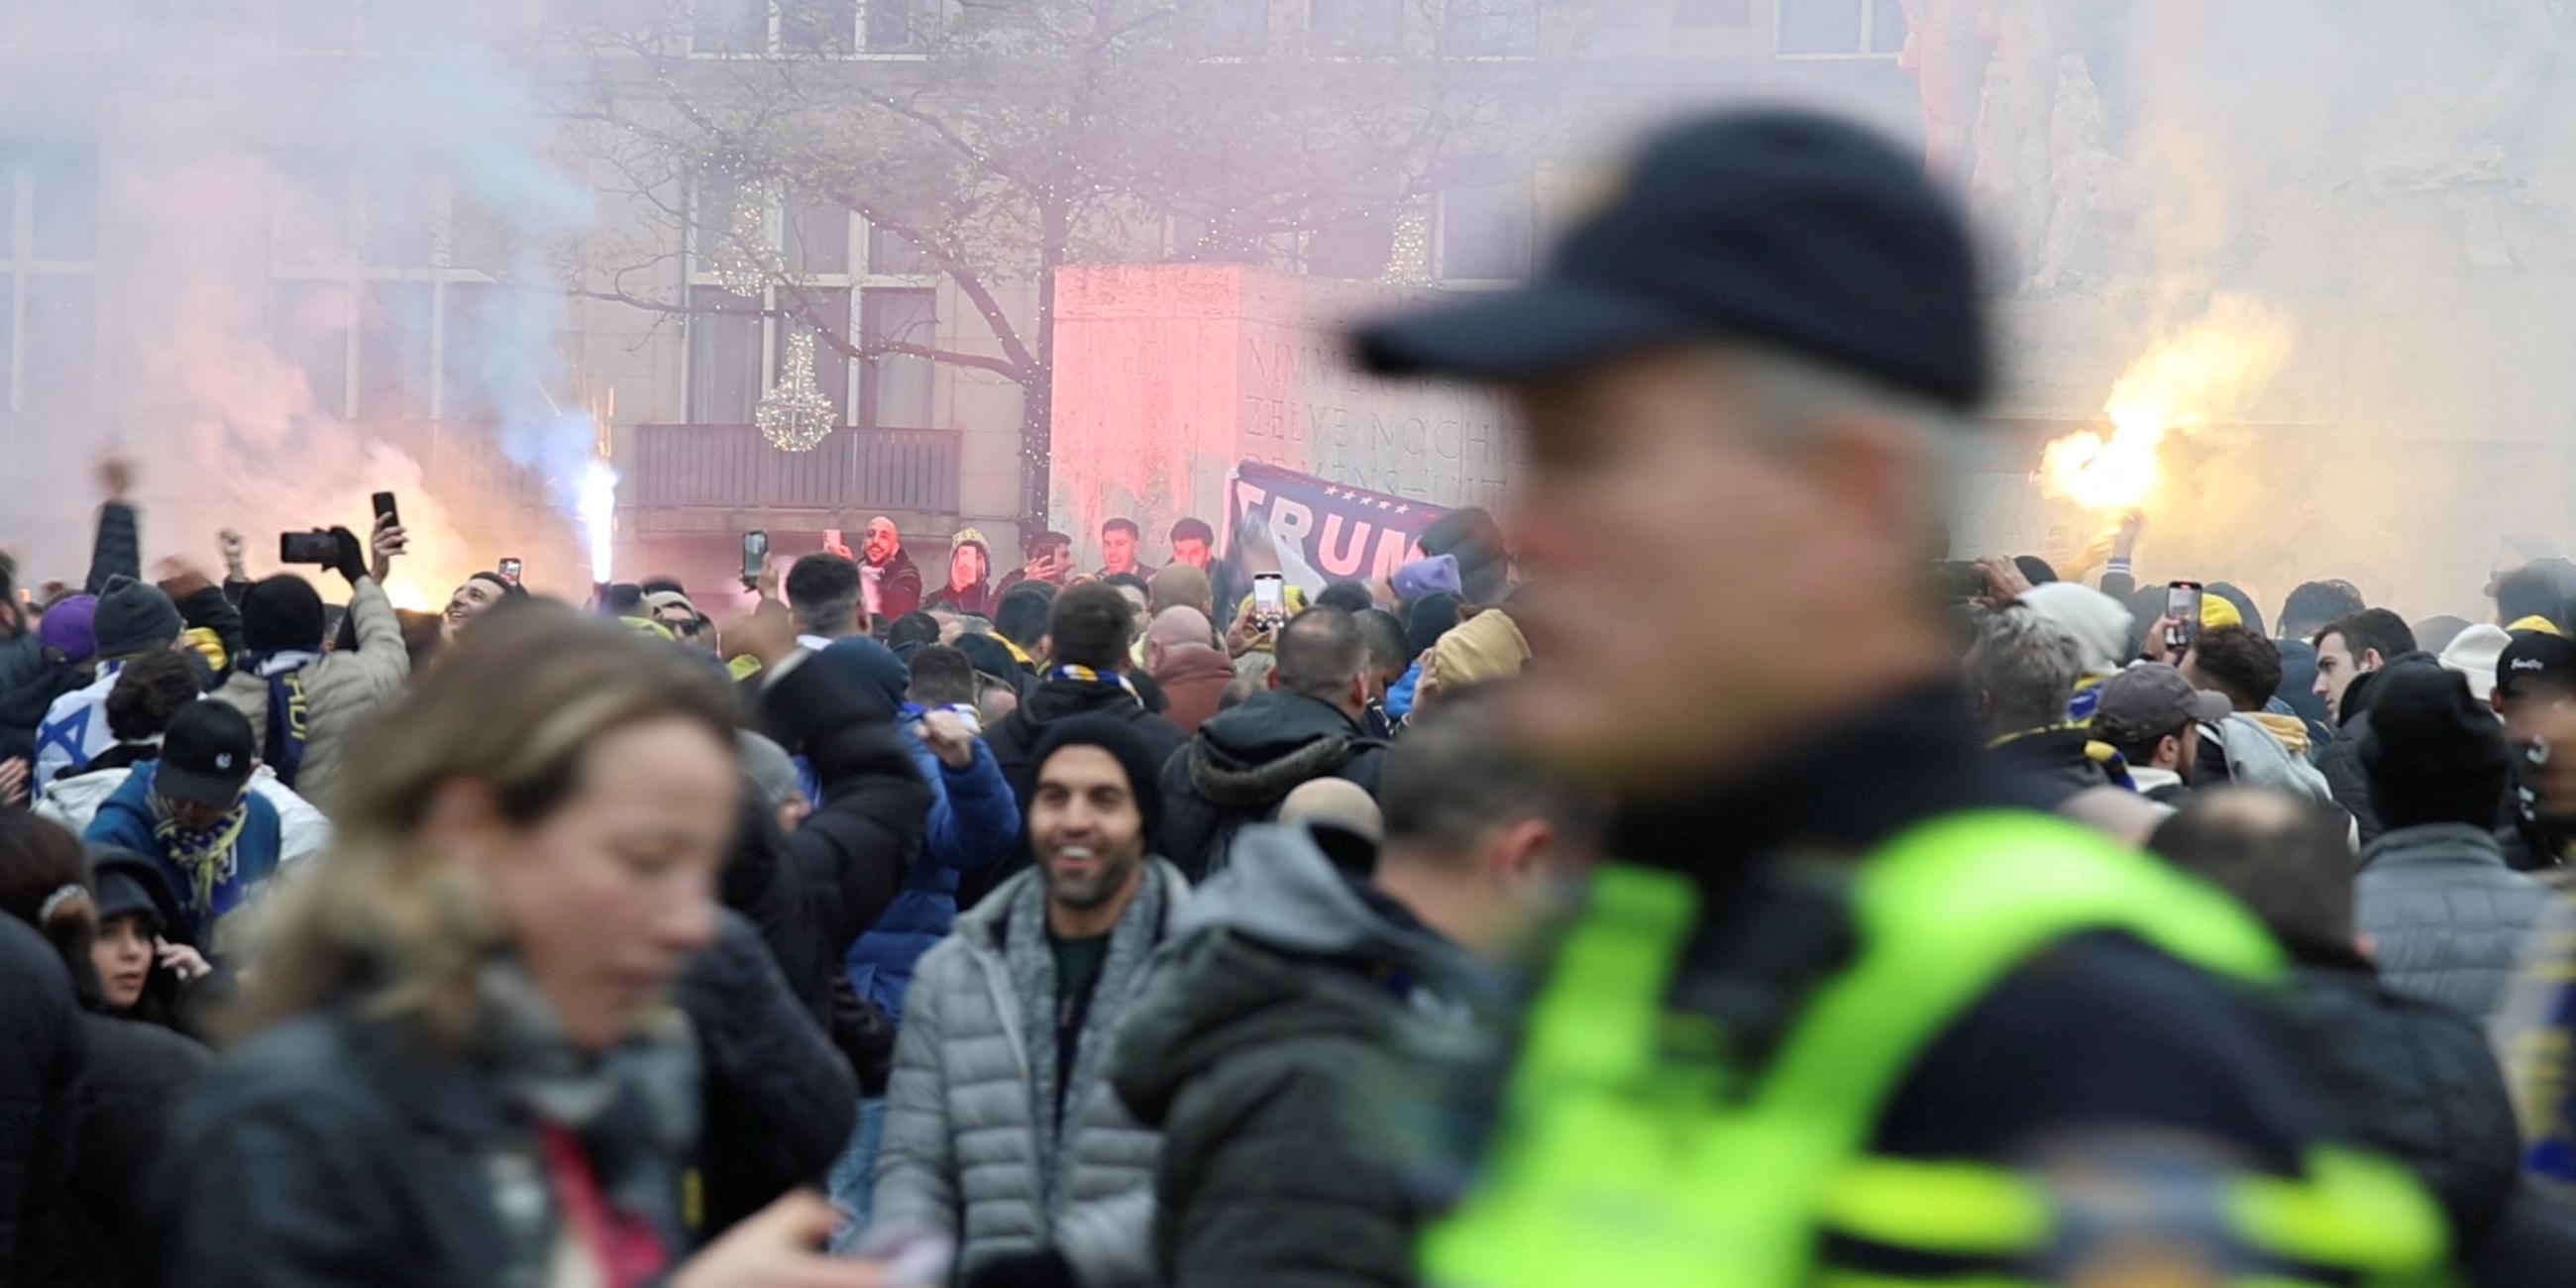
1252, 572, 1287, 631
2166, 581, 2204, 653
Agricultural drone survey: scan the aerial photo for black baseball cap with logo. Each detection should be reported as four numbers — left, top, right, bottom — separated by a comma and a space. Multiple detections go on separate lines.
2498, 630, 2576, 702
1354, 109, 1987, 410
155, 699, 257, 808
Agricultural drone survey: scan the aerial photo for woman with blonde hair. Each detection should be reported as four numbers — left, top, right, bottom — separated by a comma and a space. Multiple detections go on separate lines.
148, 600, 890, 1288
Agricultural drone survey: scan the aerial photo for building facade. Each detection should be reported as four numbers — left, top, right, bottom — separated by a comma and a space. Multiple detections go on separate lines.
0, 0, 1920, 598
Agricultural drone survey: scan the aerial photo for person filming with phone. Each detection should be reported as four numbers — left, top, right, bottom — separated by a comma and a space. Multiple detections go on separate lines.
210, 503, 412, 807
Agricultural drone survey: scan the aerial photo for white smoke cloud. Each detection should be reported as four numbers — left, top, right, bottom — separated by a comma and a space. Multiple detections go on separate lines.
0, 12, 601, 607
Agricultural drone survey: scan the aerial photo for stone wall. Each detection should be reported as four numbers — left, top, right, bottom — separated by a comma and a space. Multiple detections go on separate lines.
1049, 263, 1519, 567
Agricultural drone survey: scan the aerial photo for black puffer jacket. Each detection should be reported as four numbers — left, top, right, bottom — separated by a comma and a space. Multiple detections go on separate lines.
2271, 948, 2522, 1239
66, 1013, 209, 1286
1112, 825, 1493, 1288
737, 655, 932, 1020
1158, 691, 1387, 880
672, 912, 859, 1237
2315, 654, 2437, 845
1983, 726, 2113, 809
0, 500, 138, 762
146, 1003, 695, 1288
985, 674, 1189, 807
0, 917, 81, 1286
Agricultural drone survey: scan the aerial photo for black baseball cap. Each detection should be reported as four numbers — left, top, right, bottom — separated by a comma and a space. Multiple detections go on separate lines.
1354, 110, 1987, 409
155, 699, 257, 808
2498, 630, 2576, 701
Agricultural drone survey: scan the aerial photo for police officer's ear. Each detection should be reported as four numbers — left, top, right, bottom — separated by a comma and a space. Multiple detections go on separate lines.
1800, 407, 1938, 549
1488, 816, 1558, 889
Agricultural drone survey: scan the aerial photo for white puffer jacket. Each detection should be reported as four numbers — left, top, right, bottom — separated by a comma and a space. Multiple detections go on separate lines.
38, 760, 333, 872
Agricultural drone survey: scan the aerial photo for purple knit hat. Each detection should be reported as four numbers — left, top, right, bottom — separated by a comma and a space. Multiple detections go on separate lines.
39, 594, 98, 664
1391, 554, 1461, 605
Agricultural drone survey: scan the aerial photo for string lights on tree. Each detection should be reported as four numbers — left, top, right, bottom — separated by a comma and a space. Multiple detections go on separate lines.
705, 179, 783, 295
757, 329, 835, 453
1381, 201, 1436, 286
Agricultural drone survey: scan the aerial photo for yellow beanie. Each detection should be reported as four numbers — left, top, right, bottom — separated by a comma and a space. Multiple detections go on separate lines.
2509, 614, 2565, 638
1434, 608, 1532, 688
2200, 594, 2242, 630
180, 627, 227, 674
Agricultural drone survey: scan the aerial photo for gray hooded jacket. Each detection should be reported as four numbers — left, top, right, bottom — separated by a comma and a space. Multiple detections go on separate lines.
870, 861, 1188, 1286
2204, 713, 2335, 806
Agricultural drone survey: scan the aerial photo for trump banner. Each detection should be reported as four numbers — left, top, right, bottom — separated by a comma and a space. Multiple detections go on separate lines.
1225, 461, 1449, 591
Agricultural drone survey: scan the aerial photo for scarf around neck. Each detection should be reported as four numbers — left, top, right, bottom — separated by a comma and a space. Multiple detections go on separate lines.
471, 959, 698, 1288
1048, 664, 1138, 702
246, 649, 317, 788
150, 788, 251, 921
1004, 862, 1165, 1218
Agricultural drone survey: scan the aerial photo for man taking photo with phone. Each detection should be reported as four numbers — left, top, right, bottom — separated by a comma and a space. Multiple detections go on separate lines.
859, 516, 923, 622
210, 510, 411, 807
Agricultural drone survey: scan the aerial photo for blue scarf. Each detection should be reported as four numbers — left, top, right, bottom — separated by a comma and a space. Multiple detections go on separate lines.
1048, 665, 1138, 702
247, 649, 317, 789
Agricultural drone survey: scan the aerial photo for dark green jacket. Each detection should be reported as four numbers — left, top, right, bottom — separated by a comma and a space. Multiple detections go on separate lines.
1111, 825, 1491, 1288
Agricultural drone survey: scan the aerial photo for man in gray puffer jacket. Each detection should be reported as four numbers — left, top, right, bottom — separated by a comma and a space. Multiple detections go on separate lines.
871, 714, 1186, 1287
2355, 661, 2559, 1018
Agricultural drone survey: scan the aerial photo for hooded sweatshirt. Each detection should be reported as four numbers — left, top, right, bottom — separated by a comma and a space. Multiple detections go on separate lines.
1149, 643, 1234, 736
1158, 691, 1386, 880
2205, 712, 2336, 806
1111, 825, 1497, 1288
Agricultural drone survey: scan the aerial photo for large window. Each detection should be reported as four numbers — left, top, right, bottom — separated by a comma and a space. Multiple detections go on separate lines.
269, 160, 524, 422
859, 287, 934, 430
864, 0, 938, 50
1306, 207, 1394, 278
1201, 0, 1268, 54
1438, 171, 1534, 281
692, 0, 939, 54
685, 185, 942, 430
1, 144, 97, 420
1442, 0, 1536, 54
1776, 0, 1904, 55
1675, 0, 1751, 25
1312, 0, 1400, 53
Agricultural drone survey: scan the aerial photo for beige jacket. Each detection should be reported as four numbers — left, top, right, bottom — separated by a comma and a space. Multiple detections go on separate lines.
212, 577, 410, 812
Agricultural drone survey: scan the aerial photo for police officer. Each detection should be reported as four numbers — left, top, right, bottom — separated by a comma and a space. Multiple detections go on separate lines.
1355, 111, 2448, 1285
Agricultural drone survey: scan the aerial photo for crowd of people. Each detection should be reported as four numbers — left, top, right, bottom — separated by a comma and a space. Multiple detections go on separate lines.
11, 106, 2576, 1286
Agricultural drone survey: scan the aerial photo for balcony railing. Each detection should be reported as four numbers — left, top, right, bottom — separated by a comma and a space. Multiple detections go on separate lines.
631, 424, 962, 515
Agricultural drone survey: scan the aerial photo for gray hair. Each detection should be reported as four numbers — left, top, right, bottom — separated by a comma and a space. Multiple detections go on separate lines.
1968, 606, 2085, 734
1726, 345, 1979, 544
736, 731, 802, 811
1728, 344, 1972, 443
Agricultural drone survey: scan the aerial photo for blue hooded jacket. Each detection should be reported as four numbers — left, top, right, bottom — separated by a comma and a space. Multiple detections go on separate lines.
83, 760, 282, 951
841, 710, 1020, 1021
805, 639, 1022, 1021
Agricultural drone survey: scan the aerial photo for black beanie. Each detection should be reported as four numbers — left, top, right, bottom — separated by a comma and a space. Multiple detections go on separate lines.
242, 575, 326, 654
1029, 713, 1166, 854
90, 576, 183, 661
955, 633, 1023, 686
2359, 661, 2511, 829
1406, 591, 1462, 656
